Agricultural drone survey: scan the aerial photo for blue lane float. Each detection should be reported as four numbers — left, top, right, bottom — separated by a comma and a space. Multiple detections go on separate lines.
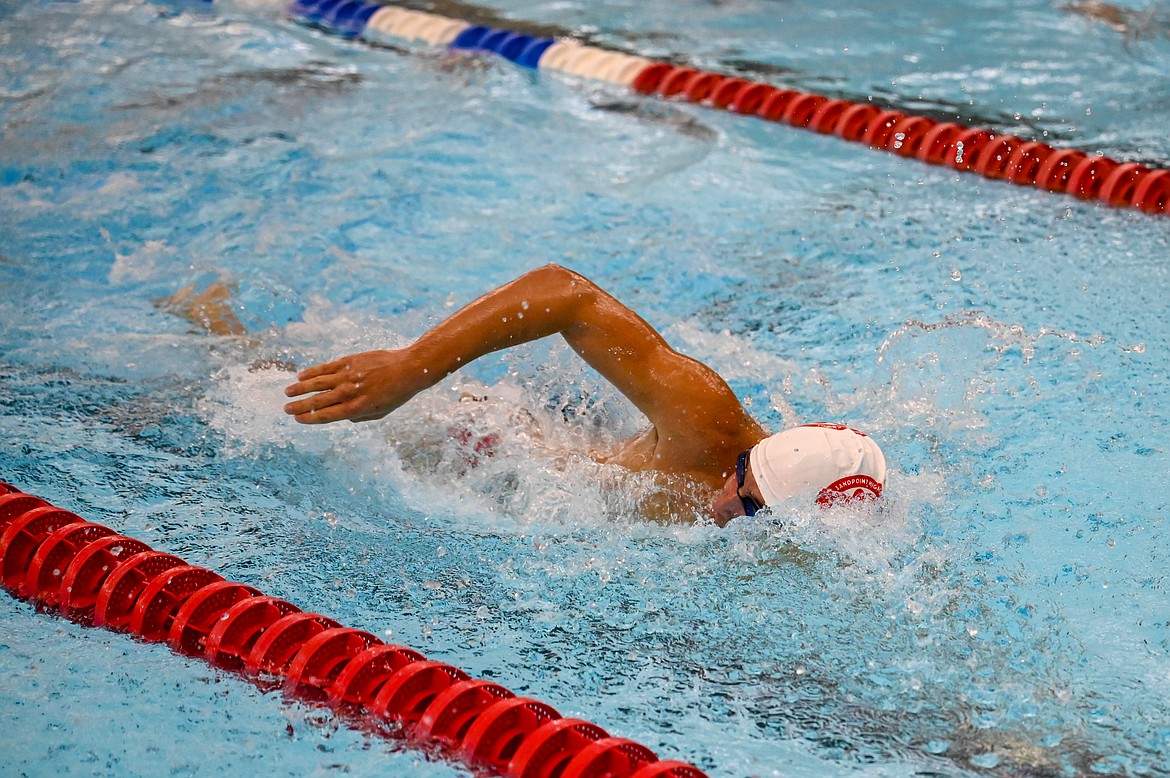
450, 27, 556, 69
290, 0, 381, 37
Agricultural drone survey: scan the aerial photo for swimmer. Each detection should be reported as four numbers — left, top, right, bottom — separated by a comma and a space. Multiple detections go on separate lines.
281, 264, 887, 525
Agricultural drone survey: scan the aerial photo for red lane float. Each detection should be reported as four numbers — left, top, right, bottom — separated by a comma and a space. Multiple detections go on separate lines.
129, 565, 225, 642
809, 98, 850, 135
1133, 169, 1170, 213
23, 522, 115, 605
284, 626, 382, 699
328, 643, 426, 709
460, 697, 563, 773
630, 62, 1170, 215
0, 484, 710, 778
246, 611, 343, 677
1005, 141, 1053, 184
59, 535, 153, 623
916, 122, 964, 165
370, 660, 472, 727
561, 737, 659, 778
168, 580, 262, 656
0, 506, 85, 593
92, 551, 186, 630
413, 679, 515, 748
0, 493, 50, 536
206, 595, 302, 672
509, 718, 609, 778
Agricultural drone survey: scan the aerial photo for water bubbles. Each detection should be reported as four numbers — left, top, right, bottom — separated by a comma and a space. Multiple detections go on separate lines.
950, 269, 962, 281
323, 511, 338, 529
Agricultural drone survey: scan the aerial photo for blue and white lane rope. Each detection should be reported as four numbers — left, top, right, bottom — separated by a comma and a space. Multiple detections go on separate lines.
287, 0, 654, 84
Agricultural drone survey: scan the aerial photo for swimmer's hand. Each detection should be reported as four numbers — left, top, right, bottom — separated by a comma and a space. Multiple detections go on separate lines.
283, 349, 431, 424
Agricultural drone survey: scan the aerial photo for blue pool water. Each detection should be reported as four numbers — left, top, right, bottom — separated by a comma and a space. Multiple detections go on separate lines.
2, 0, 1170, 775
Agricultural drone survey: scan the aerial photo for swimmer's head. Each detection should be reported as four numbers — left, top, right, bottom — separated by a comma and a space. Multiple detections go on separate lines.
711, 424, 886, 524
751, 423, 886, 506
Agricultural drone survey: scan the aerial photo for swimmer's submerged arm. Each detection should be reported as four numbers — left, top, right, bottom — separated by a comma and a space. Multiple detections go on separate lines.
284, 264, 754, 437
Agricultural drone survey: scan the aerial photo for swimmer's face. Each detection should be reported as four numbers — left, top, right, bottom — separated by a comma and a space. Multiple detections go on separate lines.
710, 449, 766, 526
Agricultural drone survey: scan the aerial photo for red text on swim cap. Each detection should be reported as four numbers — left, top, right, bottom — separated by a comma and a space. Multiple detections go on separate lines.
816, 475, 882, 506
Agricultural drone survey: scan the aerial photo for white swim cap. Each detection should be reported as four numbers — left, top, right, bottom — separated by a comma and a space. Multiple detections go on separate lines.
749, 424, 887, 507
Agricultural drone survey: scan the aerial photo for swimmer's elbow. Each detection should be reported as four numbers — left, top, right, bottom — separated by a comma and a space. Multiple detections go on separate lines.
532, 262, 578, 287
531, 263, 598, 303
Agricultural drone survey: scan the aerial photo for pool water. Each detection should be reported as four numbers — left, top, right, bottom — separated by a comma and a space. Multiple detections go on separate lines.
2, 0, 1169, 775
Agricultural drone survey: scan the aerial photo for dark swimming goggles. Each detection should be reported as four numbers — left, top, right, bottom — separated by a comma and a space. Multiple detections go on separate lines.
736, 449, 763, 517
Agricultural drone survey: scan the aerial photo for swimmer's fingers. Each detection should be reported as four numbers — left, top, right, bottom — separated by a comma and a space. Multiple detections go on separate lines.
284, 373, 344, 398
282, 382, 361, 422
287, 400, 364, 425
292, 407, 353, 424
296, 357, 347, 378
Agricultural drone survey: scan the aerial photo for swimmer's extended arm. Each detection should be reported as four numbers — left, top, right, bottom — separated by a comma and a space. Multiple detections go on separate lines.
284, 264, 760, 448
